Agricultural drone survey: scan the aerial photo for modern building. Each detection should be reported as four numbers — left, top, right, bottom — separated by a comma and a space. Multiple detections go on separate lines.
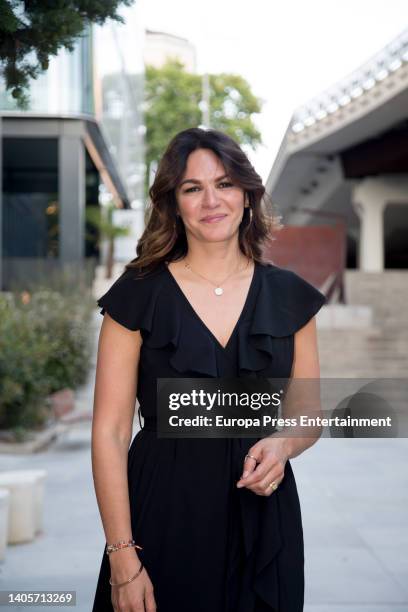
143, 29, 197, 72
266, 27, 408, 274
0, 4, 145, 290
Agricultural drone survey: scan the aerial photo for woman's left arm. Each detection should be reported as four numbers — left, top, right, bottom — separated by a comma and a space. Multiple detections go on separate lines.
236, 316, 322, 495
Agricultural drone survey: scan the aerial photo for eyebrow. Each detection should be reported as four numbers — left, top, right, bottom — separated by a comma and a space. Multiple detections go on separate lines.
178, 174, 230, 188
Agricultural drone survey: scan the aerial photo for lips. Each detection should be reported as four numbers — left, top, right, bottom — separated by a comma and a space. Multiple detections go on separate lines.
201, 214, 227, 223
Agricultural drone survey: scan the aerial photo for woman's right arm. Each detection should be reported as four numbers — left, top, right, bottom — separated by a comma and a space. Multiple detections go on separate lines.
91, 312, 156, 611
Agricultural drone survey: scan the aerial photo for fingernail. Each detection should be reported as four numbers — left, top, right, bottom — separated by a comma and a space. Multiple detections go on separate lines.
242, 471, 249, 479
237, 482, 243, 488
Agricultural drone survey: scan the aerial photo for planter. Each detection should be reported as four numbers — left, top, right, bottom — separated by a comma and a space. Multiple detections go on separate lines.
1, 469, 47, 534
0, 421, 67, 455
0, 472, 39, 544
47, 388, 75, 419
0, 489, 10, 561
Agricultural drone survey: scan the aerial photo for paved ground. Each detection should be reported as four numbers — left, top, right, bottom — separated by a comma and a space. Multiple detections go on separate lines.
0, 311, 407, 611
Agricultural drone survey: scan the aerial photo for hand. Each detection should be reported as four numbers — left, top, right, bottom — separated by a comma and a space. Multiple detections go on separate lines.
236, 436, 289, 496
111, 558, 157, 612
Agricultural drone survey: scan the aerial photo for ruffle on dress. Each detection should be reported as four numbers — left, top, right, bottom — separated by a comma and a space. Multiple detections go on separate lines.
97, 265, 220, 377
97, 266, 163, 334
97, 262, 327, 379
237, 265, 327, 376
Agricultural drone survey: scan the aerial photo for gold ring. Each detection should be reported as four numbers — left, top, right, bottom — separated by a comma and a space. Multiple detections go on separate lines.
268, 481, 278, 491
245, 454, 259, 464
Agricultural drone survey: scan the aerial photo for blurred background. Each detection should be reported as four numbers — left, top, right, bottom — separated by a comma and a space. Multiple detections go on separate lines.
0, 1, 407, 610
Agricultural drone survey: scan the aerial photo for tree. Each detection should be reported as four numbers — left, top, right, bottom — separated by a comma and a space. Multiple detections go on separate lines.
144, 59, 263, 195
0, 0, 133, 108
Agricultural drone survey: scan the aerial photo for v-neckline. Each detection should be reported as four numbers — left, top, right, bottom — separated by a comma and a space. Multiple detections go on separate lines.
164, 259, 258, 352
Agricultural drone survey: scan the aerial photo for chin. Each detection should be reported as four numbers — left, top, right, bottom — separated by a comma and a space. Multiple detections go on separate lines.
201, 231, 237, 243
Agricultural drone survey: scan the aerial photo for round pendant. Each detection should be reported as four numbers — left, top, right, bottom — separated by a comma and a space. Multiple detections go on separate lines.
214, 287, 223, 296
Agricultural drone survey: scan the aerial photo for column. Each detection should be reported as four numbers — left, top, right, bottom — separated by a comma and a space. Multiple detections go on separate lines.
352, 176, 408, 272
58, 126, 85, 265
352, 179, 386, 272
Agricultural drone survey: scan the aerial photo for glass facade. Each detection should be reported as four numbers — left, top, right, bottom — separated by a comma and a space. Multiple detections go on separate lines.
2, 138, 59, 259
0, 5, 146, 207
94, 2, 146, 206
0, 4, 146, 287
0, 29, 94, 116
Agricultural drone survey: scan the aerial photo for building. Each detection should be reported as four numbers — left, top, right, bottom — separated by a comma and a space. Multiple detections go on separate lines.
266, 28, 408, 274
143, 29, 197, 72
0, 5, 145, 290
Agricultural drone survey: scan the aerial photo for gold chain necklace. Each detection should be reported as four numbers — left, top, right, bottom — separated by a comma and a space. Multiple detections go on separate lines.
183, 257, 250, 296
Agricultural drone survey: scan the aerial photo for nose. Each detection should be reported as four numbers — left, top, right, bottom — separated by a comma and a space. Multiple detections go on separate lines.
201, 185, 220, 209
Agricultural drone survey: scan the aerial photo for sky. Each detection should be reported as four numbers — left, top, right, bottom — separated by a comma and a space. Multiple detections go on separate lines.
138, 0, 407, 181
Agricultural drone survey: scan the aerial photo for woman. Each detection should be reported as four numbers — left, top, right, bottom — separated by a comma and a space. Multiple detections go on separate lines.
91, 127, 326, 612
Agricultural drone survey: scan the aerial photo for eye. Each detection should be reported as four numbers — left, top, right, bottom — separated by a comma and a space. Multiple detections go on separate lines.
183, 186, 200, 193
218, 181, 233, 188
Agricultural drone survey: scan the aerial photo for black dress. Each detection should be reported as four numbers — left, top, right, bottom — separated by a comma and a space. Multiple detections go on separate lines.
92, 259, 326, 612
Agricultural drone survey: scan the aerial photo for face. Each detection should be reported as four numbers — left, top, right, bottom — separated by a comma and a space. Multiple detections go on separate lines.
175, 148, 247, 244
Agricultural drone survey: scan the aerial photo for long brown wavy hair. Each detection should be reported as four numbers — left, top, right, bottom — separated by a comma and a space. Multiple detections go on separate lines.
125, 127, 282, 275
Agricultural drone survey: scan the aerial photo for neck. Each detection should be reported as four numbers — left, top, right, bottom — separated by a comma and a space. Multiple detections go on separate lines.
183, 243, 249, 278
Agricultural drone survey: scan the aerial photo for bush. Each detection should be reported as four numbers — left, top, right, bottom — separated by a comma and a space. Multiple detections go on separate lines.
0, 297, 51, 430
25, 290, 94, 393
0, 288, 94, 433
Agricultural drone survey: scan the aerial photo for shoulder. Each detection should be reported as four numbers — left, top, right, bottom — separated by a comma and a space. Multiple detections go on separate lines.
96, 263, 166, 332
255, 261, 327, 335
260, 261, 325, 298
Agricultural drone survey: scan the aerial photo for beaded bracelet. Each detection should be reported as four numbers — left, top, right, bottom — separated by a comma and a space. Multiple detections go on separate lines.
106, 538, 143, 555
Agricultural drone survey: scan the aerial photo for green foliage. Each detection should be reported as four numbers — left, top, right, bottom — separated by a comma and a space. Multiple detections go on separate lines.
0, 0, 134, 107
0, 296, 51, 431
25, 289, 94, 393
144, 59, 263, 195
85, 204, 131, 241
0, 288, 94, 434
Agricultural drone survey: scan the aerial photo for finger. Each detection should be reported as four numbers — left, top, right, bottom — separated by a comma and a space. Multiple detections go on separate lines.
245, 476, 280, 496
133, 599, 145, 611
239, 456, 276, 487
241, 453, 259, 479
241, 444, 265, 477
263, 478, 281, 496
144, 588, 156, 612
258, 470, 283, 493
